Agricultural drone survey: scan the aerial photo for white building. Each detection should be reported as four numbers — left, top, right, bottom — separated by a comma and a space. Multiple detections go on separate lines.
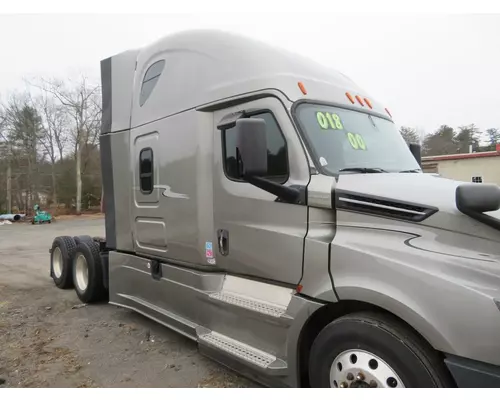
422, 144, 500, 185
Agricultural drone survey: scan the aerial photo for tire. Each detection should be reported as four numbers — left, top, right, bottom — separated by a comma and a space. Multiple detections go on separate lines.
73, 235, 93, 245
72, 241, 107, 303
50, 236, 77, 289
309, 311, 454, 388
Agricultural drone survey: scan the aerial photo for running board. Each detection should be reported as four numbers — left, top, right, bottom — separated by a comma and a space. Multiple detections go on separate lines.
207, 275, 294, 319
208, 292, 289, 318
198, 328, 287, 375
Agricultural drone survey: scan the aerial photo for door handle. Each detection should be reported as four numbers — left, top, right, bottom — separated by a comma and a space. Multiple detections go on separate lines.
217, 229, 229, 256
150, 260, 162, 281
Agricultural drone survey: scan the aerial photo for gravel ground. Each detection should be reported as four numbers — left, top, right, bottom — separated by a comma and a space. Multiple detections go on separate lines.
0, 217, 256, 388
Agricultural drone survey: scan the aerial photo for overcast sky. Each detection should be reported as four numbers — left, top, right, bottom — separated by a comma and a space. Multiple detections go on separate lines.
0, 13, 499, 136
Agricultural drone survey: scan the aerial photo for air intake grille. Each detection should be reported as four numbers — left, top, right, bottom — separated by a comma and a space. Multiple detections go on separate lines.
336, 191, 438, 222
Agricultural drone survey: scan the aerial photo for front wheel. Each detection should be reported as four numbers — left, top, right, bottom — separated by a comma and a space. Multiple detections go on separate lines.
309, 311, 454, 388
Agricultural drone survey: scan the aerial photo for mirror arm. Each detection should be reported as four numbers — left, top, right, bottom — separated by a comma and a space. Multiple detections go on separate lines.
457, 204, 500, 232
244, 175, 302, 204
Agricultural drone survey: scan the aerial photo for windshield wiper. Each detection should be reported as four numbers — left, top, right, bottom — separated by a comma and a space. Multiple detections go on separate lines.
338, 167, 389, 174
399, 169, 421, 173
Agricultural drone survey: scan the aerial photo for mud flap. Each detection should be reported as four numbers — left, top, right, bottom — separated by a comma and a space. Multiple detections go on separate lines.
100, 252, 109, 290
49, 248, 53, 277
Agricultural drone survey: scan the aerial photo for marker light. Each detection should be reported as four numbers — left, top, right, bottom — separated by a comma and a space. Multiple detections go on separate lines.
364, 98, 373, 109
355, 95, 364, 106
346, 92, 355, 104
298, 82, 307, 95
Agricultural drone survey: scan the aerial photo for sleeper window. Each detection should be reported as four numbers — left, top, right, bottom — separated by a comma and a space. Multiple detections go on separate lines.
223, 112, 288, 183
140, 148, 154, 194
139, 60, 165, 107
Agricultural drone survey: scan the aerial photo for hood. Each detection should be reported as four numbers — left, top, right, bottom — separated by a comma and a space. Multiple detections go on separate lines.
335, 173, 500, 242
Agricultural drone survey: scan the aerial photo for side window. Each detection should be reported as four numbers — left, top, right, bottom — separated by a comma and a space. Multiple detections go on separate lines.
139, 60, 165, 107
139, 148, 154, 194
223, 112, 288, 183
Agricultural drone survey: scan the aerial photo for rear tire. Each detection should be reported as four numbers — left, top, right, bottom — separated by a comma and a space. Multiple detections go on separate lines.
72, 241, 107, 303
73, 235, 93, 245
308, 311, 454, 388
50, 236, 77, 289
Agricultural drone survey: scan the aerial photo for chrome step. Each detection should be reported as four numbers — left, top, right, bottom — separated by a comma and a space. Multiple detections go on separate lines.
209, 291, 288, 318
199, 330, 285, 369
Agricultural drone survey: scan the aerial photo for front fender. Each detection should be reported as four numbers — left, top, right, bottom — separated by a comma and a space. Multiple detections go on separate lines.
331, 222, 500, 366
336, 284, 454, 353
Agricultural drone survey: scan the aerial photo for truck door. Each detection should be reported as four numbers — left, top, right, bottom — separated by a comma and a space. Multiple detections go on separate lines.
213, 97, 310, 285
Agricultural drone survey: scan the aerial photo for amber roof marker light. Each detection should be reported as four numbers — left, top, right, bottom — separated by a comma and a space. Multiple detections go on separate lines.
298, 82, 307, 95
355, 95, 365, 106
346, 92, 355, 104
364, 98, 373, 109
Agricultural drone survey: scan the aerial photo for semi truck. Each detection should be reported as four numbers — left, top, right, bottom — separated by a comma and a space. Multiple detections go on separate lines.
48, 30, 500, 388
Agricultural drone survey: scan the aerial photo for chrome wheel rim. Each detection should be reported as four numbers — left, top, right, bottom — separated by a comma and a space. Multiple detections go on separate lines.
53, 247, 63, 279
330, 349, 405, 388
75, 254, 89, 292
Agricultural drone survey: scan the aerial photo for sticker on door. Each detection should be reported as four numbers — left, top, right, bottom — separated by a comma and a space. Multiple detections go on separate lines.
205, 241, 215, 264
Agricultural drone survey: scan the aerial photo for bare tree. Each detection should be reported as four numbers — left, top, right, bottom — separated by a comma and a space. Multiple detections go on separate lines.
80, 90, 102, 177
35, 91, 70, 205
0, 109, 6, 135
0, 109, 10, 212
36, 76, 101, 213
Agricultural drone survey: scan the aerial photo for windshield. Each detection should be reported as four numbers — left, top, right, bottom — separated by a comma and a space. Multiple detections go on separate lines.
294, 103, 421, 174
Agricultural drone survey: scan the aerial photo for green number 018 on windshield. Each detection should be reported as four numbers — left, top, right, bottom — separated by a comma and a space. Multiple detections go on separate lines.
316, 112, 344, 130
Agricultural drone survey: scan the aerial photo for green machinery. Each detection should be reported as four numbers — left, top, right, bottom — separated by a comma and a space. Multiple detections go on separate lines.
32, 204, 52, 224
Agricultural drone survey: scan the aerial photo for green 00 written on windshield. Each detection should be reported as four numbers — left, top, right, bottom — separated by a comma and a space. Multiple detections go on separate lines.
294, 104, 421, 175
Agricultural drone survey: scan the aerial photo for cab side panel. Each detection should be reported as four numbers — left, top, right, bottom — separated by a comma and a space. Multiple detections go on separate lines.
130, 110, 215, 266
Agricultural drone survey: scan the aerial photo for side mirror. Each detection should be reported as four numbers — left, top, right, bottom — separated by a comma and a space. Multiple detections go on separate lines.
456, 183, 500, 213
235, 118, 268, 177
408, 143, 422, 167
232, 117, 302, 204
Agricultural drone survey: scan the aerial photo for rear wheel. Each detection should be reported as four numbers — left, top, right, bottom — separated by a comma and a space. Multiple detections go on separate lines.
72, 242, 107, 303
50, 236, 77, 288
308, 311, 454, 388
73, 235, 93, 245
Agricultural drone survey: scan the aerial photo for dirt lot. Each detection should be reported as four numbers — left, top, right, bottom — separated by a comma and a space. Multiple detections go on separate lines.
0, 217, 256, 388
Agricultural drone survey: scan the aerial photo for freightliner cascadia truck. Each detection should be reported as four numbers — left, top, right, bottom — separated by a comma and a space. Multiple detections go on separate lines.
48, 30, 500, 388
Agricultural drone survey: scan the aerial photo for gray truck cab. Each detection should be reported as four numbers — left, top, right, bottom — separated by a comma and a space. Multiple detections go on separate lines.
50, 30, 500, 388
